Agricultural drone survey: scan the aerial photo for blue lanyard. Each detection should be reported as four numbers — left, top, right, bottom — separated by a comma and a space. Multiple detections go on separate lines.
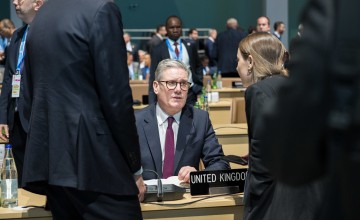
166, 39, 183, 61
16, 26, 29, 74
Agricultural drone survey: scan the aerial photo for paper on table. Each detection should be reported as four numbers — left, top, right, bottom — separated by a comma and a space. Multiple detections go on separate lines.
144, 176, 189, 188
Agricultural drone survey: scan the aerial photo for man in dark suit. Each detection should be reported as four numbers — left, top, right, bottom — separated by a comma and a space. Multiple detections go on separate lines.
187, 28, 205, 52
0, 0, 46, 188
205, 28, 217, 67
137, 59, 229, 182
213, 18, 246, 77
23, 0, 145, 218
263, 0, 360, 219
147, 24, 166, 54
149, 15, 202, 105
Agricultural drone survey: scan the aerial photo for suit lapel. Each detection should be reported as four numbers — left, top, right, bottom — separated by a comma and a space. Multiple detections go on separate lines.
143, 104, 163, 176
174, 105, 194, 173
184, 41, 193, 60
161, 42, 171, 59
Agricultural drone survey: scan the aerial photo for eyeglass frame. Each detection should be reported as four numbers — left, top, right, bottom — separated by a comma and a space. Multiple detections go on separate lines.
157, 80, 191, 91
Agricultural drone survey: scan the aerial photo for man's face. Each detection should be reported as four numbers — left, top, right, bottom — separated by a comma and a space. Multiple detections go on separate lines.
127, 52, 133, 64
123, 34, 130, 43
257, 17, 270, 32
144, 54, 151, 66
210, 30, 217, 39
138, 50, 145, 62
190, 30, 198, 40
166, 18, 182, 41
13, 0, 37, 23
158, 26, 167, 36
278, 23, 285, 34
154, 67, 188, 115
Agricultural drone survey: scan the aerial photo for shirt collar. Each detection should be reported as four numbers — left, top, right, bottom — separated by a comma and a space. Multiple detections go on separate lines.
167, 38, 181, 45
156, 104, 181, 125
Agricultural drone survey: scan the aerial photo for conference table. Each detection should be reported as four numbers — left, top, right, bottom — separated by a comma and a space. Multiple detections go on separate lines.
1, 189, 244, 220
213, 123, 248, 145
212, 87, 246, 99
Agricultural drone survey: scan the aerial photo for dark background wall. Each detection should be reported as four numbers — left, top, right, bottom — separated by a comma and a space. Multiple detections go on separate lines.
117, 0, 263, 33
288, 0, 308, 40
0, 1, 10, 20
1, 0, 308, 44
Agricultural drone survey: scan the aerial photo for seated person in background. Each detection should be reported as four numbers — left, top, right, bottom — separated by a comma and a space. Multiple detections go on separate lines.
138, 49, 146, 69
127, 50, 140, 80
200, 55, 210, 76
136, 59, 230, 182
140, 52, 151, 80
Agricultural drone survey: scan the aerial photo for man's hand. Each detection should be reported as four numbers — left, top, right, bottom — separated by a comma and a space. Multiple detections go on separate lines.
178, 166, 197, 183
134, 174, 146, 202
0, 124, 9, 141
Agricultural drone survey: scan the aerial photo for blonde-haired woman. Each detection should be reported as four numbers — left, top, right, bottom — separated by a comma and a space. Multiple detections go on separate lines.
237, 32, 287, 220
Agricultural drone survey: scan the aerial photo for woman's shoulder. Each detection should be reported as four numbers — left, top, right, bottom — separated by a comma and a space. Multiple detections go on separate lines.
252, 74, 287, 95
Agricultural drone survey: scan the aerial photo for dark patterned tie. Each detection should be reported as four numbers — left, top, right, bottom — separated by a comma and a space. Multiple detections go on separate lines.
173, 42, 179, 58
163, 117, 175, 178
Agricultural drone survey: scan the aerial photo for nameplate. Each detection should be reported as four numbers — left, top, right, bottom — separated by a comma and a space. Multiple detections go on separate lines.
190, 169, 247, 196
232, 81, 243, 88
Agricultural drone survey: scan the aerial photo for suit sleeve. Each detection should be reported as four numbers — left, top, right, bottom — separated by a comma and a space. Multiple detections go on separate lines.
0, 38, 15, 124
88, 2, 141, 173
201, 111, 230, 170
245, 85, 273, 182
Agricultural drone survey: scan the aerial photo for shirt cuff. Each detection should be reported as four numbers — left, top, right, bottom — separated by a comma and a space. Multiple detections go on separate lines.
133, 167, 143, 176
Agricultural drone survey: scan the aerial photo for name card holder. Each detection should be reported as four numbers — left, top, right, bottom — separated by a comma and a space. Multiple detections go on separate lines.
189, 169, 247, 196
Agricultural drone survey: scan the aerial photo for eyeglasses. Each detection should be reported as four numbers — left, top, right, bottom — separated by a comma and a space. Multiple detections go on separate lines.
158, 81, 191, 91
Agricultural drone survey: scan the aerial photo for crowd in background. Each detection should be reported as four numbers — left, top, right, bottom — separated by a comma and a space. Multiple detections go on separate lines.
121, 16, 290, 81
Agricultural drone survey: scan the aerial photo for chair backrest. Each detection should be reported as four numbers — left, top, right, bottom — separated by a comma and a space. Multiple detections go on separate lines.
130, 83, 149, 102
231, 97, 247, 123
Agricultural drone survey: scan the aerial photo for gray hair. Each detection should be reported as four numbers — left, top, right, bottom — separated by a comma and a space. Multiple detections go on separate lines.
226, 18, 238, 29
155, 59, 190, 81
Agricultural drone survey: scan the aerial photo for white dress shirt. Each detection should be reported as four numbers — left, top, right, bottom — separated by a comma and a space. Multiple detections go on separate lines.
167, 38, 193, 85
156, 104, 181, 171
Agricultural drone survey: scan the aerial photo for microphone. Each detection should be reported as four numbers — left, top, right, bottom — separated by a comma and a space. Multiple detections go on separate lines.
143, 169, 163, 202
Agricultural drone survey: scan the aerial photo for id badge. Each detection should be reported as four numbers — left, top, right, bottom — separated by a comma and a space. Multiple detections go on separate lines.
11, 74, 21, 98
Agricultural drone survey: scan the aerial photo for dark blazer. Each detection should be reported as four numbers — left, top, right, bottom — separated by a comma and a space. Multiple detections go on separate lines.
146, 34, 162, 54
22, 0, 141, 196
243, 75, 286, 220
205, 38, 216, 67
263, 0, 359, 219
213, 28, 246, 74
0, 25, 30, 132
135, 103, 230, 180
149, 40, 202, 104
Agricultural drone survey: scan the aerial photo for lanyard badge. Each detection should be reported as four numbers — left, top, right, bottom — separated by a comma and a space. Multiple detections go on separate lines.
12, 26, 29, 98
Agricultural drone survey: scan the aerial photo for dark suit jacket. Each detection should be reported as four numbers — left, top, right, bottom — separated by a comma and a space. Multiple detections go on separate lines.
213, 28, 246, 74
263, 0, 360, 219
205, 38, 216, 67
135, 103, 230, 180
243, 75, 286, 220
146, 34, 162, 54
0, 25, 30, 132
22, 0, 141, 196
149, 40, 202, 104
